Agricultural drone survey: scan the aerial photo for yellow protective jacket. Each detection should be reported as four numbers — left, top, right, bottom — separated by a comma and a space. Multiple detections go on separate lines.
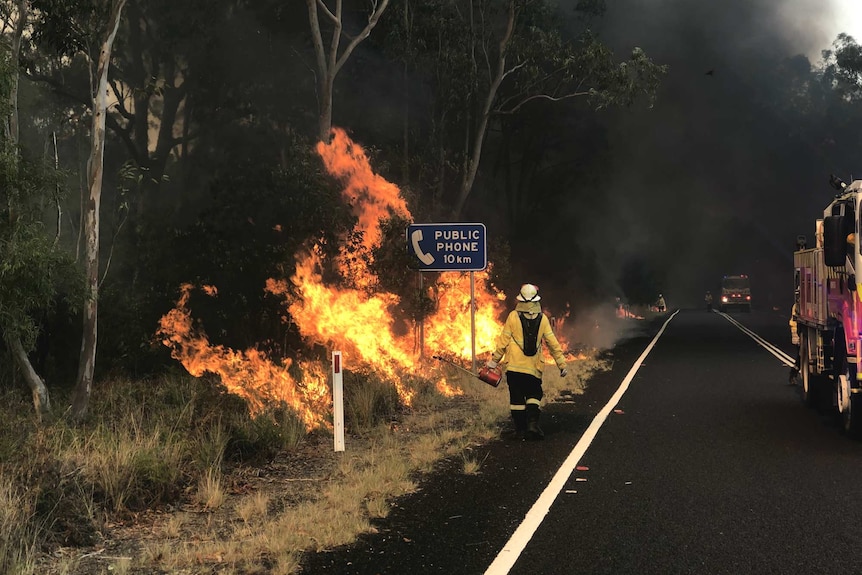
790, 303, 799, 345
491, 301, 567, 379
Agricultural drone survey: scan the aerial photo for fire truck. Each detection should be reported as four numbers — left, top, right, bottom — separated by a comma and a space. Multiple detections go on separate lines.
720, 275, 751, 312
794, 176, 862, 436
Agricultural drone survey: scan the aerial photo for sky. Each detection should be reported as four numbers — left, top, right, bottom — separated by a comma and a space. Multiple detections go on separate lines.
552, 0, 862, 310
802, 0, 862, 58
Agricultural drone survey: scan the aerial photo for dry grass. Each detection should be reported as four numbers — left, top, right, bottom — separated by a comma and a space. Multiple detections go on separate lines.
0, 349, 607, 575
196, 468, 226, 510
0, 478, 39, 575
236, 491, 270, 526
60, 417, 187, 514
112, 556, 132, 575
461, 451, 487, 475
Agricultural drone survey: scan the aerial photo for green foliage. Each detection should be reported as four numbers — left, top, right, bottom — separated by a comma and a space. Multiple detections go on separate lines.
223, 404, 307, 464
375, 0, 666, 222
574, 0, 607, 18
503, 2, 667, 113
0, 49, 14, 121
822, 33, 862, 102
164, 151, 351, 350
768, 34, 862, 176
0, 145, 83, 349
29, 0, 113, 58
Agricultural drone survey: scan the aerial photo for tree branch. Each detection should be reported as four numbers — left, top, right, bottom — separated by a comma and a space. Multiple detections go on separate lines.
333, 0, 390, 76
496, 91, 593, 115
315, 0, 338, 24
98, 206, 128, 290
108, 76, 134, 122
306, 0, 329, 79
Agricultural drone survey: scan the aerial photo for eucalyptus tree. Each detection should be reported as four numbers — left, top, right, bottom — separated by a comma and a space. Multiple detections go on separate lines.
0, 32, 82, 417
22, 0, 127, 419
769, 34, 862, 176
305, 0, 391, 141
818, 34, 862, 169
0, 143, 82, 417
24, 0, 230, 210
822, 33, 862, 102
3, 0, 25, 143
382, 0, 666, 218
70, 0, 125, 420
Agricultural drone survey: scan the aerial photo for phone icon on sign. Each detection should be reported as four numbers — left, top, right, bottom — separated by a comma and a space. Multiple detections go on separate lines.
411, 229, 435, 265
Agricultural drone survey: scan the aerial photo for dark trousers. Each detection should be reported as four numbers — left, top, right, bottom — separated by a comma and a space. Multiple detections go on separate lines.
507, 370, 543, 407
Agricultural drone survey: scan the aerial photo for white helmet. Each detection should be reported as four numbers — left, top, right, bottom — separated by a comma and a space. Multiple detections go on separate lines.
516, 283, 540, 302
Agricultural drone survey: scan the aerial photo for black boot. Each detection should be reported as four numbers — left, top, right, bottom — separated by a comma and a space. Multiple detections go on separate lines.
525, 404, 544, 441
789, 366, 800, 385
507, 409, 526, 440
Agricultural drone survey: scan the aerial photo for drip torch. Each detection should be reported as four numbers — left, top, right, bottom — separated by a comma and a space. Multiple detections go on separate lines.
432, 355, 502, 387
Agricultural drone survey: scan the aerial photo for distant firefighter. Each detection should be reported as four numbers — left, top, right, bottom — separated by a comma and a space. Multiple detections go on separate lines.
789, 300, 800, 385
656, 294, 667, 313
705, 291, 713, 311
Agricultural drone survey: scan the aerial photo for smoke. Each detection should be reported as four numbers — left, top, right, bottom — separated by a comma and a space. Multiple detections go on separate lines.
558, 301, 649, 351
553, 0, 855, 310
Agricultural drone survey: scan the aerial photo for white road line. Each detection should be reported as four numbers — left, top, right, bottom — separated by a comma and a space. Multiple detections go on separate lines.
484, 310, 680, 575
716, 311, 795, 366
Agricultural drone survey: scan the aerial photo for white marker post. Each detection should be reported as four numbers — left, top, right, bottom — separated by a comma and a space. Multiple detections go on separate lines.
332, 351, 345, 452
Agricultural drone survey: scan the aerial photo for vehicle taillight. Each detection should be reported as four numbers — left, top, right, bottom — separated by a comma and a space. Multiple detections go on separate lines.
746, 295, 751, 301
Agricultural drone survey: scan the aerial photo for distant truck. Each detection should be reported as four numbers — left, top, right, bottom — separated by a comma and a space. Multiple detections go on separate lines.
794, 176, 862, 436
720, 275, 751, 312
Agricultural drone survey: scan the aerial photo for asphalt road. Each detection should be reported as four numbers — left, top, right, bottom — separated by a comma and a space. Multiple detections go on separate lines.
301, 308, 862, 575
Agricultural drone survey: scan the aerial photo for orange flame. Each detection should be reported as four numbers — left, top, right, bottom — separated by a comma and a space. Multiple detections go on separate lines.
157, 284, 331, 429
316, 128, 409, 249
158, 127, 582, 429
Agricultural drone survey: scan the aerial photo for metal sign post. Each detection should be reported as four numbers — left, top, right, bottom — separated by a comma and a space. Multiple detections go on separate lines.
407, 223, 488, 368
471, 271, 476, 372
332, 351, 344, 452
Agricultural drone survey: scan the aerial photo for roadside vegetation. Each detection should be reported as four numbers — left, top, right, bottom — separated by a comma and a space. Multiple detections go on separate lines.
1, 353, 607, 575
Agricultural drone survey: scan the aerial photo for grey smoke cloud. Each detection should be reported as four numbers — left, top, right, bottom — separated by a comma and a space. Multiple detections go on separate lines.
555, 0, 855, 310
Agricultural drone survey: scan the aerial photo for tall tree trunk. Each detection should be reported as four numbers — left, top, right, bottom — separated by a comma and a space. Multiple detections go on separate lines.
8, 336, 50, 419
6, 0, 50, 417
71, 0, 127, 422
453, 0, 515, 219
305, 0, 391, 142
8, 0, 26, 143
401, 0, 410, 184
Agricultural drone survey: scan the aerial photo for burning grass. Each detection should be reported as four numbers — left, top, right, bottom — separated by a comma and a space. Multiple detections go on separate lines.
0, 349, 608, 574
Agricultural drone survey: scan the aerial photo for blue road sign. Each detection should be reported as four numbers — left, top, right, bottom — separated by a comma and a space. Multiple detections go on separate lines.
406, 223, 487, 272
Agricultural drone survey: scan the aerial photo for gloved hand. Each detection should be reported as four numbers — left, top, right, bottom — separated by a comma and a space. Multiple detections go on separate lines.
486, 359, 498, 370
560, 367, 568, 377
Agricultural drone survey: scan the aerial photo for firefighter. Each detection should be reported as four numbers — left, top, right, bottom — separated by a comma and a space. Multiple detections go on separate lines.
789, 296, 800, 385
656, 294, 667, 312
705, 291, 713, 311
486, 283, 568, 440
